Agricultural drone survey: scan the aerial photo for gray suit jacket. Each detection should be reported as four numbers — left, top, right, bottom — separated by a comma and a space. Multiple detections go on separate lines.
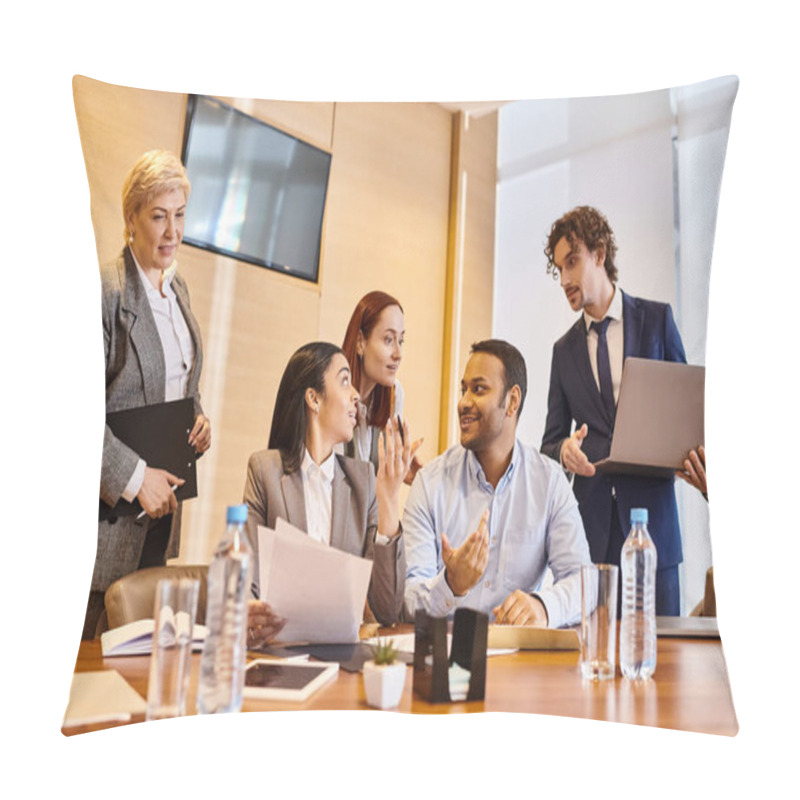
243, 449, 406, 626
92, 247, 204, 592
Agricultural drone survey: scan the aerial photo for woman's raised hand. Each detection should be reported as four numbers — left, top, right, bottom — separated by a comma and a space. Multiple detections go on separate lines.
377, 417, 421, 493
375, 416, 421, 538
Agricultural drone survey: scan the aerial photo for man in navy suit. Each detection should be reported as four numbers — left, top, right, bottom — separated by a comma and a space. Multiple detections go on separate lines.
540, 206, 686, 615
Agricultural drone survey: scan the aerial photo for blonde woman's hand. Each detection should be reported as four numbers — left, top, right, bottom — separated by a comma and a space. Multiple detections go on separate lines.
188, 414, 211, 454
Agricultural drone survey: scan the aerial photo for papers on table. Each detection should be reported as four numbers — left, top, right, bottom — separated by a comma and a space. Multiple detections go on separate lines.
100, 618, 208, 657
258, 518, 372, 645
487, 624, 580, 651
364, 626, 579, 656
363, 632, 516, 658
62, 670, 147, 728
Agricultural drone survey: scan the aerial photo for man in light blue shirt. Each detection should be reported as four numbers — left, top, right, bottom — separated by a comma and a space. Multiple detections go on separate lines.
404, 340, 591, 628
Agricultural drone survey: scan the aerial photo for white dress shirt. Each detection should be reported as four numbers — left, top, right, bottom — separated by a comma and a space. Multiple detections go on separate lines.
301, 449, 335, 546
583, 285, 624, 404
121, 255, 195, 502
134, 258, 195, 402
404, 440, 591, 628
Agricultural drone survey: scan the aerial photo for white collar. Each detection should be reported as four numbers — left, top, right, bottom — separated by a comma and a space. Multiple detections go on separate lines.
584, 285, 623, 330
131, 248, 178, 295
301, 448, 336, 484
466, 439, 519, 491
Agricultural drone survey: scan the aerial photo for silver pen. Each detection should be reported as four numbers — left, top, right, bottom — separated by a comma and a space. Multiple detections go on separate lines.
136, 483, 178, 520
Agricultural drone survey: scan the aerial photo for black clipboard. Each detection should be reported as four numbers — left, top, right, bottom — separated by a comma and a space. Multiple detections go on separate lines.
100, 398, 197, 521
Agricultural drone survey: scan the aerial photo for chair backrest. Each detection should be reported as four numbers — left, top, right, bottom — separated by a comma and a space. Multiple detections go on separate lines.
701, 567, 716, 617
104, 565, 209, 630
689, 566, 716, 617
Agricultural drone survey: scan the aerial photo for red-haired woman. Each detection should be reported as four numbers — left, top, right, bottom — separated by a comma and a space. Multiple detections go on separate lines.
341, 291, 422, 484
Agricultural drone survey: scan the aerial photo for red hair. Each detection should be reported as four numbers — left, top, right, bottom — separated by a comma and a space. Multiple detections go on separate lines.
342, 291, 404, 430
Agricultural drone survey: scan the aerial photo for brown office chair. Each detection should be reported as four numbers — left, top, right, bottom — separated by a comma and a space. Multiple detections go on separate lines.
689, 567, 716, 617
103, 565, 209, 630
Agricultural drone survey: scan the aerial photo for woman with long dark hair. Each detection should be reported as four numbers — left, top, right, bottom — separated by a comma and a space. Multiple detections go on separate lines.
243, 342, 419, 646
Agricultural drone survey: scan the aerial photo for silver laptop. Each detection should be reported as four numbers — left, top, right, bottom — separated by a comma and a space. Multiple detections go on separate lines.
593, 357, 705, 479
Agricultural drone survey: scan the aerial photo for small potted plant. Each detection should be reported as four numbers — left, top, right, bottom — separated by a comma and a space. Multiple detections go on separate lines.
363, 638, 407, 710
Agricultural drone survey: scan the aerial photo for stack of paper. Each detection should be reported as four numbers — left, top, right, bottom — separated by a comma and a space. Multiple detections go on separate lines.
258, 518, 372, 645
62, 670, 147, 728
363, 632, 516, 658
487, 624, 580, 651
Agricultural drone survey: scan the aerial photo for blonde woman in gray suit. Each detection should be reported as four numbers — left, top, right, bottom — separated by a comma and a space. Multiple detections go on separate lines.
243, 342, 419, 647
82, 150, 211, 640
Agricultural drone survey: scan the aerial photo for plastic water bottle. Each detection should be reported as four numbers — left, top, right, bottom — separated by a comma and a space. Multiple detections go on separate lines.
197, 504, 253, 714
620, 507, 657, 680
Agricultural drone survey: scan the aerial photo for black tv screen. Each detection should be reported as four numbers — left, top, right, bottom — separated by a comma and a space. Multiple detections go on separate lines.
180, 95, 331, 282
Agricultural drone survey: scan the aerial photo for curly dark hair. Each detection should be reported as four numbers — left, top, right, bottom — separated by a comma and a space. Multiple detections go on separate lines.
544, 206, 618, 283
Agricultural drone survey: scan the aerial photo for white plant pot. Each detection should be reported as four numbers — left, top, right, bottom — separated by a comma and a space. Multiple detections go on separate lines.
363, 660, 407, 710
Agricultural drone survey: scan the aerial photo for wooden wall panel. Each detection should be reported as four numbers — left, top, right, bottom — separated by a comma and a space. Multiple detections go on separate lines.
216, 96, 334, 152
71, 77, 460, 568
72, 76, 325, 561
177, 249, 320, 560
440, 110, 498, 449
73, 76, 188, 266
318, 102, 453, 467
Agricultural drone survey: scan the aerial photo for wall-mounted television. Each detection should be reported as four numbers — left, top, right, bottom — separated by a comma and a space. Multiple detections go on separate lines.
180, 94, 331, 282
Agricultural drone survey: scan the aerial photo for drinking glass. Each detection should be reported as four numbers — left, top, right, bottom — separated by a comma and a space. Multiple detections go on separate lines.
146, 577, 200, 721
580, 564, 618, 680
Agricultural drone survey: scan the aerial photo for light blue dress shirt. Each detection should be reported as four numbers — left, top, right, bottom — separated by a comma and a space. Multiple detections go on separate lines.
404, 439, 591, 628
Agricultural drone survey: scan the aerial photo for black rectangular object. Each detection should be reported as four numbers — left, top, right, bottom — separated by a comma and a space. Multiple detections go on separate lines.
100, 398, 197, 520
413, 610, 451, 703
180, 94, 331, 283
451, 608, 488, 701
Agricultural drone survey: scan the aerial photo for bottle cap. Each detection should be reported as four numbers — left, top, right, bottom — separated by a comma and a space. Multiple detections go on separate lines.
226, 504, 248, 524
630, 508, 648, 524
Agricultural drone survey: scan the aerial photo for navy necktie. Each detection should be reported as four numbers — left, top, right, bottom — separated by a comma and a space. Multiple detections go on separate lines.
590, 318, 615, 421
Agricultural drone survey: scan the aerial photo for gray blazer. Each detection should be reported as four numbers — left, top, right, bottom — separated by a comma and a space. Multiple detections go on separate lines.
243, 449, 405, 626
92, 247, 204, 592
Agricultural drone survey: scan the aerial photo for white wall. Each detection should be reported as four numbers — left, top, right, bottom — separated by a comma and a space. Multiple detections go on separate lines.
672, 76, 739, 614
493, 77, 737, 612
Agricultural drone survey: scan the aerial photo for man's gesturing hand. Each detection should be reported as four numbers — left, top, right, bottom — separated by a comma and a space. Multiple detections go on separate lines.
560, 423, 595, 476
442, 508, 490, 597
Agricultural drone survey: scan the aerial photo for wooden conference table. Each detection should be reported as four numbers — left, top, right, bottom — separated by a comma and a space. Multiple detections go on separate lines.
63, 621, 738, 737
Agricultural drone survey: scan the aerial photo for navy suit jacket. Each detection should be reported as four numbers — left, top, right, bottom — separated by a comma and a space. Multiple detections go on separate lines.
540, 291, 686, 568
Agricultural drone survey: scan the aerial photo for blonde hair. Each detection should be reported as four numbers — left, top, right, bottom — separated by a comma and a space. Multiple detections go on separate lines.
121, 150, 191, 242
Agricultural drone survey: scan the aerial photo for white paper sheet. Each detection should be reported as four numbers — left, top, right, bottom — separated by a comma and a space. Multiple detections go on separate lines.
363, 632, 516, 658
62, 670, 147, 728
257, 519, 373, 644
